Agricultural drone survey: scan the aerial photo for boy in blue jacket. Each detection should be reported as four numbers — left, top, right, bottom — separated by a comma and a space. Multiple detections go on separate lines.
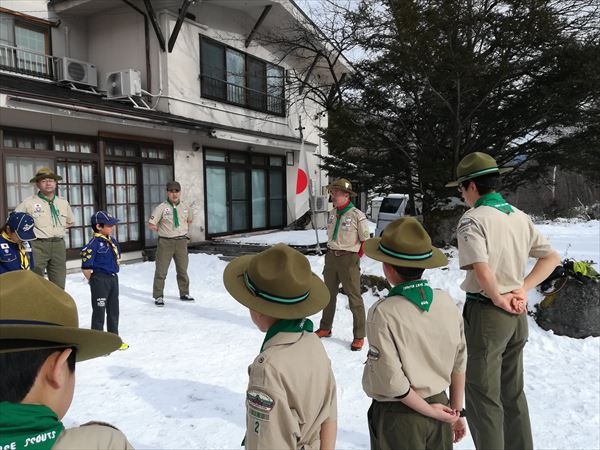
81, 211, 127, 349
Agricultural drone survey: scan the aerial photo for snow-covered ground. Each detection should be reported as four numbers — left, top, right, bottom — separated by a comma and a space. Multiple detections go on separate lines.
64, 220, 600, 449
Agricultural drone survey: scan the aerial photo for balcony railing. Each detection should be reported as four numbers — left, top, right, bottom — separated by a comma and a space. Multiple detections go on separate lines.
0, 43, 54, 79
201, 75, 285, 116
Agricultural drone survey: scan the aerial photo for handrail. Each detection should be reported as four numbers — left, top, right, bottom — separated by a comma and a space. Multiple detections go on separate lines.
0, 42, 54, 79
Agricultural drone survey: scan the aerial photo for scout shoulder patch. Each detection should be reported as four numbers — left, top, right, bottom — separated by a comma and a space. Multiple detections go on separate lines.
246, 390, 274, 412
457, 217, 475, 235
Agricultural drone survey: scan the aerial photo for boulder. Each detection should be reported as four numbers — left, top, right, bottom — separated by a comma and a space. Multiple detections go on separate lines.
534, 278, 600, 338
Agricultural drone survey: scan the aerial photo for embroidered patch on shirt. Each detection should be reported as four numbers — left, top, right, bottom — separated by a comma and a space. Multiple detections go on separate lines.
246, 390, 274, 412
367, 346, 380, 360
249, 407, 270, 422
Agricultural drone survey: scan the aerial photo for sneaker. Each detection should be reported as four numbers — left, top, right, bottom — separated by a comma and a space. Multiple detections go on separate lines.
154, 297, 164, 307
315, 329, 332, 338
180, 294, 195, 301
119, 342, 130, 351
350, 338, 364, 351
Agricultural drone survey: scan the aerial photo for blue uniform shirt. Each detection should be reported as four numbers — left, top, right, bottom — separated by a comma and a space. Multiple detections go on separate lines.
81, 234, 121, 275
0, 233, 34, 274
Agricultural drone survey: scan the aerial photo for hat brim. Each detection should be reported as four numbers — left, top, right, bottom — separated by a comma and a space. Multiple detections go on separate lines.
94, 219, 120, 226
326, 184, 357, 197
363, 237, 448, 269
0, 325, 122, 361
445, 167, 513, 187
15, 230, 36, 241
223, 255, 330, 319
30, 174, 62, 183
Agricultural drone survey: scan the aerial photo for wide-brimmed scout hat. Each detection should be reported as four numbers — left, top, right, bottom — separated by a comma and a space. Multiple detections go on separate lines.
364, 217, 448, 269
326, 178, 357, 196
223, 243, 330, 319
445, 152, 513, 187
30, 167, 62, 183
0, 271, 122, 361
6, 212, 36, 241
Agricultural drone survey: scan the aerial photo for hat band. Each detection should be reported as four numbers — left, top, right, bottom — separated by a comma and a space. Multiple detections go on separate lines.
0, 319, 61, 326
378, 243, 433, 261
457, 167, 499, 184
244, 272, 309, 305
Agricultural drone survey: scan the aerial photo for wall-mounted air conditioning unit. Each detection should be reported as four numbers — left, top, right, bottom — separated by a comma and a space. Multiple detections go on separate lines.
106, 69, 142, 99
55, 57, 98, 87
311, 195, 330, 212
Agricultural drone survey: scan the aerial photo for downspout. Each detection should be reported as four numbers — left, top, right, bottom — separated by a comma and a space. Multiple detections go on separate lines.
122, 0, 152, 90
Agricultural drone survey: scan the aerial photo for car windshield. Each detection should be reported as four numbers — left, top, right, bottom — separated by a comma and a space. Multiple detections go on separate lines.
379, 197, 405, 214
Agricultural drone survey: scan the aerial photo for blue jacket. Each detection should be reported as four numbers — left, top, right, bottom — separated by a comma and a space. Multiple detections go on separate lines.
0, 233, 34, 274
81, 234, 121, 275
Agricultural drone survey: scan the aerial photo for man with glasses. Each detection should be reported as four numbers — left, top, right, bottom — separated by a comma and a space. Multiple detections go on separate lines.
148, 181, 195, 306
447, 152, 559, 450
15, 167, 75, 289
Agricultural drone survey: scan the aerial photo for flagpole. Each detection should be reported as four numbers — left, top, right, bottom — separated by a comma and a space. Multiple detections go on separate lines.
296, 116, 322, 255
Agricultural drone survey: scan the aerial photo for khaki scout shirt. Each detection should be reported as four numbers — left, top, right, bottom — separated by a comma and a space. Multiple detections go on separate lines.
457, 204, 553, 294
148, 200, 193, 238
326, 206, 370, 252
15, 194, 75, 239
54, 423, 133, 449
363, 289, 466, 401
245, 331, 337, 450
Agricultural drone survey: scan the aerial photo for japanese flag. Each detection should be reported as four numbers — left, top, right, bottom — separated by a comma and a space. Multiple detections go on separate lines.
295, 148, 310, 219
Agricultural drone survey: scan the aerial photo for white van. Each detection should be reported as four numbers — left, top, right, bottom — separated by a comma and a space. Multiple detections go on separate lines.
374, 194, 421, 236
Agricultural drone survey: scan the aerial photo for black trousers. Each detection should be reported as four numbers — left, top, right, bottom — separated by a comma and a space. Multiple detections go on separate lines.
90, 272, 120, 335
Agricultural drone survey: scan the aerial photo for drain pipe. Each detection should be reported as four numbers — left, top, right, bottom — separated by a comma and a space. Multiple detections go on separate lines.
122, 0, 152, 90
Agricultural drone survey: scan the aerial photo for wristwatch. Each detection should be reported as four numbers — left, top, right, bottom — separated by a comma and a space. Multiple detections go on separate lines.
459, 408, 466, 417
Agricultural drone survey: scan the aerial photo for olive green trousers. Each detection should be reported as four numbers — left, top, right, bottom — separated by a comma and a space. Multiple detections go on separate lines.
319, 252, 365, 338
367, 392, 452, 450
463, 299, 533, 450
152, 237, 190, 299
31, 238, 67, 289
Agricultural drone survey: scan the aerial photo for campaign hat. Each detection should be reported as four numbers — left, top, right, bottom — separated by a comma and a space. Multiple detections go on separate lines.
30, 167, 62, 183
364, 217, 448, 269
223, 243, 330, 319
0, 271, 122, 361
326, 178, 356, 196
446, 152, 513, 187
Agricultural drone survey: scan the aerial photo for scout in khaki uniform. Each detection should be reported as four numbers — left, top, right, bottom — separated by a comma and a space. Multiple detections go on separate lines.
362, 217, 467, 450
223, 244, 337, 450
15, 167, 75, 289
148, 181, 194, 306
447, 152, 560, 450
0, 271, 134, 449
0, 212, 36, 274
315, 178, 370, 351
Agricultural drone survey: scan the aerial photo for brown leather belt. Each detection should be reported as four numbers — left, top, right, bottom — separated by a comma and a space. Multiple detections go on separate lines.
328, 249, 356, 257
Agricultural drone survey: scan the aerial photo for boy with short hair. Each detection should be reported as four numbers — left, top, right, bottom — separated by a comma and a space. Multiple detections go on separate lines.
81, 211, 127, 349
362, 217, 467, 450
223, 243, 337, 450
0, 270, 133, 449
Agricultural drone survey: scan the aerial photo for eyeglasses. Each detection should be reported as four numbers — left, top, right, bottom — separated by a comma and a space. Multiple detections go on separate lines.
168, 189, 180, 193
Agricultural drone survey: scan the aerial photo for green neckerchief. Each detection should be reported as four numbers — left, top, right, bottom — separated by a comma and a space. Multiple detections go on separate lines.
387, 279, 434, 312
1, 231, 29, 270
93, 232, 120, 262
260, 318, 314, 352
167, 199, 180, 228
332, 201, 354, 241
474, 192, 514, 214
37, 192, 61, 226
0, 402, 65, 450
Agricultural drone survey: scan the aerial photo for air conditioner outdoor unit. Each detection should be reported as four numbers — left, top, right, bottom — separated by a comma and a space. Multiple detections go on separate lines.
311, 195, 330, 212
55, 57, 98, 87
106, 69, 142, 99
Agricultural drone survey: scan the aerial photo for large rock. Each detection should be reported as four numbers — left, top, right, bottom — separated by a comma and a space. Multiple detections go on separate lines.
534, 278, 600, 338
